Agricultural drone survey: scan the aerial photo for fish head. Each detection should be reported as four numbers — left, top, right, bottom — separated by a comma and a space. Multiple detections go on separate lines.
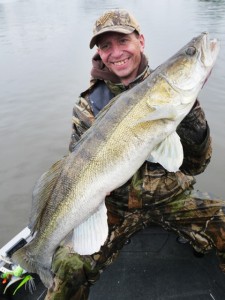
159, 32, 220, 100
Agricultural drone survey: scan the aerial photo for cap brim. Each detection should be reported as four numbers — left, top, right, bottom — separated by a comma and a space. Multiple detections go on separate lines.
89, 26, 135, 49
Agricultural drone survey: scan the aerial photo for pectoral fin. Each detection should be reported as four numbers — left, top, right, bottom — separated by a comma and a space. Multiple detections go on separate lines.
147, 131, 183, 172
73, 202, 108, 255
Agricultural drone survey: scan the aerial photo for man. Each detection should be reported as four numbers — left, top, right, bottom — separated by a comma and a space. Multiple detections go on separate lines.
46, 9, 225, 300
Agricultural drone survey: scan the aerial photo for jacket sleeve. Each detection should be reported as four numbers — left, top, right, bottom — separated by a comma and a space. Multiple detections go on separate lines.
177, 99, 212, 175
69, 96, 94, 153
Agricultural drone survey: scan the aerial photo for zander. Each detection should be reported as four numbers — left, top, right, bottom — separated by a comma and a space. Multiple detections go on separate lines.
12, 32, 219, 288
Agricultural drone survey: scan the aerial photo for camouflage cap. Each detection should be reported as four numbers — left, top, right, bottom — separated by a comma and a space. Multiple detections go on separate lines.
89, 9, 140, 49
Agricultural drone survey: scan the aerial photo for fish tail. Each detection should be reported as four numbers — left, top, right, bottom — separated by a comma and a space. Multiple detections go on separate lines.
11, 245, 53, 288
11, 244, 37, 274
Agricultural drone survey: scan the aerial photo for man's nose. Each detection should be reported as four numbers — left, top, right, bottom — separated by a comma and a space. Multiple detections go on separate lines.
111, 44, 123, 57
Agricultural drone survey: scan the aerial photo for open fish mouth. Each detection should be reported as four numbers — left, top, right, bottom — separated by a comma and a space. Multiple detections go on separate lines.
202, 32, 220, 66
200, 32, 220, 86
210, 38, 218, 51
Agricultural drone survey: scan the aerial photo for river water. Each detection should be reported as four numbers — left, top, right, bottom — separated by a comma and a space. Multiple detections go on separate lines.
0, 0, 225, 247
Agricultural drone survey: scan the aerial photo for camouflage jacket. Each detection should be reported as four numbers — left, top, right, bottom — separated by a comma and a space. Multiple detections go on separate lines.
68, 54, 212, 215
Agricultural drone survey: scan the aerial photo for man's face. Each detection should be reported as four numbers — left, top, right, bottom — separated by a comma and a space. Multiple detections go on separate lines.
97, 32, 145, 85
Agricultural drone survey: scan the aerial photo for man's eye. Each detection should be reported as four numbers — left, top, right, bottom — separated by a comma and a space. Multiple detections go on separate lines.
120, 38, 128, 44
99, 44, 110, 50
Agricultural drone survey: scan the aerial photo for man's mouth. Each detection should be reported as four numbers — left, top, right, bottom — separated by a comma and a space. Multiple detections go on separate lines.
112, 58, 129, 66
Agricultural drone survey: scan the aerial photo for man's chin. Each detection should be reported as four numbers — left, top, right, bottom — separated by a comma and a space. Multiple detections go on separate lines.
112, 69, 130, 79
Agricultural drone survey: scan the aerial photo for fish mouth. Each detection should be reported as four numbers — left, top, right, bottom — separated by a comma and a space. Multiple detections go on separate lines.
197, 32, 219, 88
209, 38, 220, 61
210, 38, 218, 51
202, 32, 220, 66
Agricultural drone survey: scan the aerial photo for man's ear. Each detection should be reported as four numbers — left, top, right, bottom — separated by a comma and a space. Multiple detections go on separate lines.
139, 34, 145, 52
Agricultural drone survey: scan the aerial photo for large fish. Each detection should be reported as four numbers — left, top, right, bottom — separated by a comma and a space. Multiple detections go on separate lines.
12, 32, 219, 288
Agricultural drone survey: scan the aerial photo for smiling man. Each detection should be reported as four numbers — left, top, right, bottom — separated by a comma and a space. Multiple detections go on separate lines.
68, 9, 150, 119
90, 9, 145, 85
96, 31, 145, 85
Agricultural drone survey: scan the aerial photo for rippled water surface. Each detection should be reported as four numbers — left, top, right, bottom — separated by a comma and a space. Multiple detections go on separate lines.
0, 0, 225, 246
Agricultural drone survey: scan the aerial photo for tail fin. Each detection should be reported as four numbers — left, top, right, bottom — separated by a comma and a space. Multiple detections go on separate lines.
11, 245, 37, 274
11, 245, 53, 288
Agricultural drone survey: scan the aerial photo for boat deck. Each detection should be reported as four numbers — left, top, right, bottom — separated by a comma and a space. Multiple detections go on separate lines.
1, 225, 225, 299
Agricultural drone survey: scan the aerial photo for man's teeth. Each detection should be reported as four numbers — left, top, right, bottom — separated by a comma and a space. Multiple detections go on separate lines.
113, 59, 128, 66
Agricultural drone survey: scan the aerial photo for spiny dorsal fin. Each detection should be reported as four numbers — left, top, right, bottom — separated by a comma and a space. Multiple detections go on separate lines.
29, 157, 66, 233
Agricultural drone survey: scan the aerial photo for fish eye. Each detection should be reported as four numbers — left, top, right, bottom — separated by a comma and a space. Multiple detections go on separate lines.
186, 46, 196, 56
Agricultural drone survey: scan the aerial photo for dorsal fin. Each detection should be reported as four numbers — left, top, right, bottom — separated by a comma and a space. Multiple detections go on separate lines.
29, 158, 66, 233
